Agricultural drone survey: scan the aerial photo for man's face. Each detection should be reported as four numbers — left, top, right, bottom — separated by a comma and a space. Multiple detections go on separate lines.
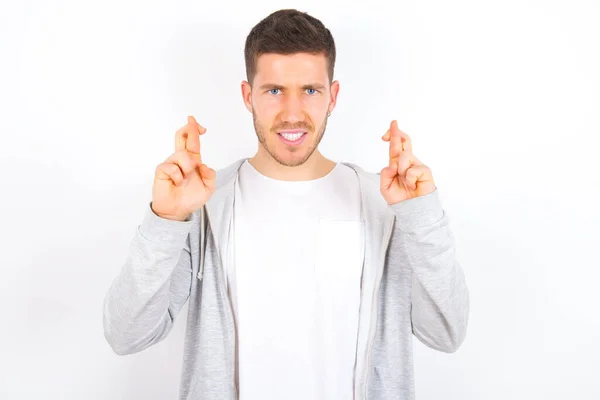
242, 52, 339, 167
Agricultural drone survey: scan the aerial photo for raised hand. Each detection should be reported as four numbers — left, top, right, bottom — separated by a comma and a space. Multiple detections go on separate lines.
151, 116, 216, 221
380, 120, 436, 205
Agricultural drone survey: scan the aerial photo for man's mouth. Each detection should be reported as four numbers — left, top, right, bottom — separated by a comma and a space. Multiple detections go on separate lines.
277, 130, 308, 146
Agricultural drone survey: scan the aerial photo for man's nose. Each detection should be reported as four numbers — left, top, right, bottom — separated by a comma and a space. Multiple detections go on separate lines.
280, 93, 304, 124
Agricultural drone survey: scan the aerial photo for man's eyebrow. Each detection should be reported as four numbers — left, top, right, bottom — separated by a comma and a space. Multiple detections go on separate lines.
259, 83, 285, 90
258, 83, 326, 91
302, 83, 326, 90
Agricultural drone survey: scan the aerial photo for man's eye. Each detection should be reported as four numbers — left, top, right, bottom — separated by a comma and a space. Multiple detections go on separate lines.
269, 89, 280, 95
306, 88, 317, 95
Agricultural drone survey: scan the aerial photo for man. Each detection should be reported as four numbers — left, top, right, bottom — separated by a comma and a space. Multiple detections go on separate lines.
103, 8, 469, 400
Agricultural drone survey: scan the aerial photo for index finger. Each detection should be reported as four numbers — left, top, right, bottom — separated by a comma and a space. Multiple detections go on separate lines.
388, 120, 403, 165
175, 116, 206, 159
393, 120, 412, 153
185, 116, 203, 157
383, 120, 412, 153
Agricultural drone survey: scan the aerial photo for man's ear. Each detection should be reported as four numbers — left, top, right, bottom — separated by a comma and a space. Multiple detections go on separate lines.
328, 80, 340, 115
241, 80, 253, 113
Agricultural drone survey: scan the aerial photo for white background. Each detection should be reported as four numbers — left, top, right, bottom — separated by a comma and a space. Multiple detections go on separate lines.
1, 0, 599, 399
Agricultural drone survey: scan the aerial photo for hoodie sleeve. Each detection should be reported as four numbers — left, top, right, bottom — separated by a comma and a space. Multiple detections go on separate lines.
388, 188, 470, 353
102, 202, 196, 355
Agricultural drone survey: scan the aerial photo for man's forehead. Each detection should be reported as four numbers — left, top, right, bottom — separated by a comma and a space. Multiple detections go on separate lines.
254, 52, 329, 82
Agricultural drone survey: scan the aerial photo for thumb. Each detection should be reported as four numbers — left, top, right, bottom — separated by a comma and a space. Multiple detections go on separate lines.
200, 164, 217, 186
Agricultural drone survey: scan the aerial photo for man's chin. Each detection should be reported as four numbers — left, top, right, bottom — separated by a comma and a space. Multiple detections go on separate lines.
274, 154, 308, 168
270, 146, 312, 167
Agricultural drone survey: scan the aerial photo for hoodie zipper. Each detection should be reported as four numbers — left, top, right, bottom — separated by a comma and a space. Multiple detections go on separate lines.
362, 216, 394, 399
204, 206, 238, 399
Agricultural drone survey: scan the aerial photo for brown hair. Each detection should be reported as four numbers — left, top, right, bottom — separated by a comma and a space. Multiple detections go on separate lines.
244, 9, 336, 86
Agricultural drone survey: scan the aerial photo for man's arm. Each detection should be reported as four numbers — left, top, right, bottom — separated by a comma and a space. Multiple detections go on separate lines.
388, 188, 470, 353
102, 202, 195, 355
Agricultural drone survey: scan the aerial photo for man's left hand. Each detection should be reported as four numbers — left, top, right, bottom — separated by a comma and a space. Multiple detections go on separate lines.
380, 120, 436, 205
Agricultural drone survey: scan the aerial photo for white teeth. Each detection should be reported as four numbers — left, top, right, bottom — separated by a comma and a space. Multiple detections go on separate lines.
281, 132, 304, 141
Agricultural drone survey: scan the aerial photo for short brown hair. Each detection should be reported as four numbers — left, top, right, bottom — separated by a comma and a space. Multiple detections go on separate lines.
244, 9, 336, 86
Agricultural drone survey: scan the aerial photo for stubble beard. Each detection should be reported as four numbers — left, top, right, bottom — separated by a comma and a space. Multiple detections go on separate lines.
252, 110, 328, 168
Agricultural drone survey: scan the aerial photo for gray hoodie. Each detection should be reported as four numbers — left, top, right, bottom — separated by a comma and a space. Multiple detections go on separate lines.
103, 157, 470, 399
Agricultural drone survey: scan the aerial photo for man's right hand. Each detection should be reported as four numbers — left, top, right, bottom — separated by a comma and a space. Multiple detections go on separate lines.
151, 116, 216, 221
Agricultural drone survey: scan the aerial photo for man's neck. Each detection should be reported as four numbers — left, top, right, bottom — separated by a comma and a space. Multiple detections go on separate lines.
248, 151, 336, 182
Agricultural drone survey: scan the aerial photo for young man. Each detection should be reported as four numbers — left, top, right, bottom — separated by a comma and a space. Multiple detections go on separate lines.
103, 9, 470, 400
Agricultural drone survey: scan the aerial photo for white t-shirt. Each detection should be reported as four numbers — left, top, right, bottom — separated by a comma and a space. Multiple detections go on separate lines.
226, 159, 364, 400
